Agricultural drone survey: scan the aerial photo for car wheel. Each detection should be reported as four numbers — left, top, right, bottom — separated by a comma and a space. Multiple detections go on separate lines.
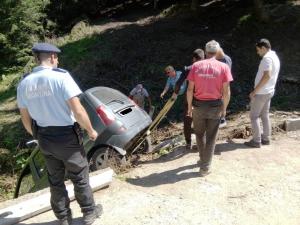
89, 146, 125, 172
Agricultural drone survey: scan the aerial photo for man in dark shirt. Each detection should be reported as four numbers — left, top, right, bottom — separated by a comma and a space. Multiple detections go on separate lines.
216, 47, 232, 128
216, 47, 232, 70
172, 49, 205, 150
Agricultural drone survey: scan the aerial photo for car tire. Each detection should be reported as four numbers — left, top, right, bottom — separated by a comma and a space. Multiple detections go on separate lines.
89, 146, 125, 172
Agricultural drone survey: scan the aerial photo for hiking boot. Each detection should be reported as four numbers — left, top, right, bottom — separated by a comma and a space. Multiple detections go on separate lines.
59, 214, 72, 225
199, 168, 211, 177
244, 140, 261, 148
261, 139, 270, 145
219, 117, 227, 128
83, 204, 103, 225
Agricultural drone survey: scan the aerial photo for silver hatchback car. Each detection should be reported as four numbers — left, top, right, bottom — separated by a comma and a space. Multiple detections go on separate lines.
81, 86, 152, 170
14, 86, 152, 197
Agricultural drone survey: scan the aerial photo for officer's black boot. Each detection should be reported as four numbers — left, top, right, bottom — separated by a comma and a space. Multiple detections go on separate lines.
83, 204, 103, 225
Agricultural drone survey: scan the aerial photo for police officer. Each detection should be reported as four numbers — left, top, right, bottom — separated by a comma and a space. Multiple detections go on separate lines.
17, 43, 102, 225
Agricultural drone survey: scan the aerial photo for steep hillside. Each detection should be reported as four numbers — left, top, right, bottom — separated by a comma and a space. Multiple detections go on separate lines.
59, 1, 300, 112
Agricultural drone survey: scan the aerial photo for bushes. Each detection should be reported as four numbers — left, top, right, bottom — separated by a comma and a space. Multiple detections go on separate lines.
0, 0, 50, 71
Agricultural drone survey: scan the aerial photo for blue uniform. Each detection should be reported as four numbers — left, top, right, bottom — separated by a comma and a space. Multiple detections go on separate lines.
17, 66, 82, 127
18, 43, 99, 223
165, 71, 186, 95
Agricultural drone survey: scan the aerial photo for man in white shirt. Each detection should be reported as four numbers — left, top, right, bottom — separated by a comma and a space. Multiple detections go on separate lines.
245, 39, 280, 148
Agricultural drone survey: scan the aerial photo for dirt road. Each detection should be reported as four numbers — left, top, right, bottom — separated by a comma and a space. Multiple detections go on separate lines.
19, 132, 300, 225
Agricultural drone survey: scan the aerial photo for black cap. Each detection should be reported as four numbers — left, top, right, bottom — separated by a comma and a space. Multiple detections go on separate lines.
32, 43, 61, 53
256, 38, 271, 49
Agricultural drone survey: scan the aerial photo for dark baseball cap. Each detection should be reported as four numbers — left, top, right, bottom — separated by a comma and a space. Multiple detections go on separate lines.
32, 42, 61, 53
255, 38, 271, 49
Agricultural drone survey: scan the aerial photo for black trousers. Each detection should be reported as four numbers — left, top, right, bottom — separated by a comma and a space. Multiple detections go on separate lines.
183, 97, 193, 144
37, 125, 95, 219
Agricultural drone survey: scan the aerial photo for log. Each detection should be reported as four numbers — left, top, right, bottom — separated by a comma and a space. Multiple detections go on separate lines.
0, 168, 114, 225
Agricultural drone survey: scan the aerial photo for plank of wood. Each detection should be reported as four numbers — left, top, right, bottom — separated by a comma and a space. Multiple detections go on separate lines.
0, 168, 113, 225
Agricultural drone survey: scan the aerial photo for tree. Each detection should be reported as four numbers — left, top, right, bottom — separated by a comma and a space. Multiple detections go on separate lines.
0, 0, 50, 70
253, 0, 269, 22
191, 0, 199, 11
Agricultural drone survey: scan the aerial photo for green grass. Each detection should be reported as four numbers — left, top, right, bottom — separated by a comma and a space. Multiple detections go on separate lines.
0, 73, 20, 103
115, 174, 127, 181
0, 69, 32, 201
59, 35, 100, 68
238, 14, 251, 26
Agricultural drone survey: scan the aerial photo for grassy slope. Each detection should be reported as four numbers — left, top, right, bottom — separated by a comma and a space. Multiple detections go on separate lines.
0, 0, 300, 201
57, 1, 300, 111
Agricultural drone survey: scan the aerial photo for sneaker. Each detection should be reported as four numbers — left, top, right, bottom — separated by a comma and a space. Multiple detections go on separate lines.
261, 135, 270, 145
244, 140, 261, 148
59, 214, 72, 225
83, 204, 103, 225
219, 117, 227, 128
261, 139, 270, 145
199, 168, 211, 177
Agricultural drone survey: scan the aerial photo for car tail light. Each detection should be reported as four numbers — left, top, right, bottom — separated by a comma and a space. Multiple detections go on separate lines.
96, 105, 115, 126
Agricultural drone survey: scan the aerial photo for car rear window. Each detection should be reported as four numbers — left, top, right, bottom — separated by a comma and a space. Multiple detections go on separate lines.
92, 88, 129, 105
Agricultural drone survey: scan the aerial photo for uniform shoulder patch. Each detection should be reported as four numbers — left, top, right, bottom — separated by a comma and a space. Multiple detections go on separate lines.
52, 68, 67, 73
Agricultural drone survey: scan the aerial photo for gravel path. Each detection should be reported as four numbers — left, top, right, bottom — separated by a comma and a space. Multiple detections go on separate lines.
19, 132, 300, 225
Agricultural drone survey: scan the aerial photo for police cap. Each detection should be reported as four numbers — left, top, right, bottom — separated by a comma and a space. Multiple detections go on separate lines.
32, 42, 61, 54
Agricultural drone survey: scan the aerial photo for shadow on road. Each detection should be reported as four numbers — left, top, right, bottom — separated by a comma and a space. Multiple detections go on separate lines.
17, 217, 83, 225
126, 163, 199, 187
214, 139, 249, 155
137, 145, 193, 166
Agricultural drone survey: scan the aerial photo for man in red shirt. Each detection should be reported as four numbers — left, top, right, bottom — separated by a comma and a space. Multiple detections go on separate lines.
187, 40, 233, 176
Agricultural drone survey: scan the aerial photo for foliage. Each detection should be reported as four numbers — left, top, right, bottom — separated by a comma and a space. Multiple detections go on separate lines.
0, 0, 50, 71
46, 0, 127, 32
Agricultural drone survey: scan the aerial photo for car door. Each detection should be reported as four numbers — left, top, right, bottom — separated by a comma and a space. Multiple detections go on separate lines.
14, 148, 48, 198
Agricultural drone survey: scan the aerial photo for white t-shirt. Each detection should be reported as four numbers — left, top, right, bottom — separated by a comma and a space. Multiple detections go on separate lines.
255, 50, 280, 95
129, 87, 149, 98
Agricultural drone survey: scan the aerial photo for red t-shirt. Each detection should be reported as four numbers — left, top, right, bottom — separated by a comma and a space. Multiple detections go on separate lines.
187, 58, 233, 100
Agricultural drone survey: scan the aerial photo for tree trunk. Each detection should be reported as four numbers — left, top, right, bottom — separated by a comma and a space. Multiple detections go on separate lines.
154, 0, 158, 9
253, 0, 269, 22
191, 0, 199, 11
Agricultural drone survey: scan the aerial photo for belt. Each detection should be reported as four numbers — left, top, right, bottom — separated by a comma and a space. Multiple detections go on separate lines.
192, 98, 223, 107
37, 124, 75, 133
